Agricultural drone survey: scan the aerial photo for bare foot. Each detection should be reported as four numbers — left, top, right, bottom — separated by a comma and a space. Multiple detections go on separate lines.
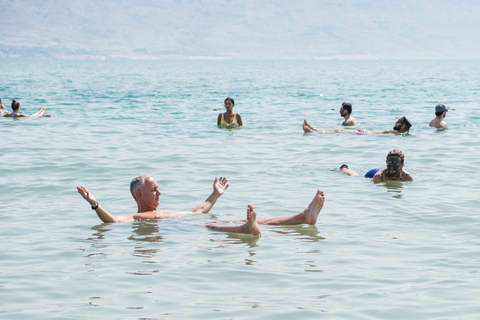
205, 205, 261, 235
303, 188, 325, 225
244, 204, 261, 236
303, 119, 314, 132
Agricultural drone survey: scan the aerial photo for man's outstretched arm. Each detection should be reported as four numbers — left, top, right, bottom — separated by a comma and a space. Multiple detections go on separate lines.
77, 186, 133, 223
191, 177, 229, 213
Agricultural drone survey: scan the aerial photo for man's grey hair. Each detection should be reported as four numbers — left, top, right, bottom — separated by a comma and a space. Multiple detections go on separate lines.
130, 175, 154, 201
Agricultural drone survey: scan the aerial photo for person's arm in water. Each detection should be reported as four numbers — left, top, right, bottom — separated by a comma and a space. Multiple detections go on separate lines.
236, 113, 243, 126
372, 169, 386, 183
77, 186, 134, 223
217, 113, 223, 126
339, 165, 359, 176
402, 170, 414, 182
191, 177, 229, 213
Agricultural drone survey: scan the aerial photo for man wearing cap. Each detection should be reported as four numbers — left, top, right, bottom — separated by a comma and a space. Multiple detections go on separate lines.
303, 116, 412, 134
429, 104, 448, 128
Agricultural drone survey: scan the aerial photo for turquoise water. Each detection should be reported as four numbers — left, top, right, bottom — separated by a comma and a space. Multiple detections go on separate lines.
1, 59, 480, 319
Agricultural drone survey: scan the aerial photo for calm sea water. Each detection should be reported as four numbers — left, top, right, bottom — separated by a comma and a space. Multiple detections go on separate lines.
1, 59, 480, 319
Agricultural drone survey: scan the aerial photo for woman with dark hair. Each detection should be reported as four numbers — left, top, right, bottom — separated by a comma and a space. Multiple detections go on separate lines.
3, 99, 50, 118
217, 97, 243, 128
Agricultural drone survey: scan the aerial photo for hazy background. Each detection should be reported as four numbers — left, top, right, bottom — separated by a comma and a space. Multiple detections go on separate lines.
1, 0, 480, 60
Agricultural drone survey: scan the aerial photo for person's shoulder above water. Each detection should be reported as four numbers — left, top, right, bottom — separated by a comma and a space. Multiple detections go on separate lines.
429, 103, 449, 128
217, 97, 243, 127
342, 117, 357, 126
339, 102, 357, 126
372, 149, 413, 183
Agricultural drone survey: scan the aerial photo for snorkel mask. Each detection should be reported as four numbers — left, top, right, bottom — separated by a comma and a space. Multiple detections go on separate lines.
386, 156, 402, 178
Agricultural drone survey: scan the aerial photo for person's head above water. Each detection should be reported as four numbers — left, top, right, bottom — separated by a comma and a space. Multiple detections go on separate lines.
393, 116, 412, 133
435, 104, 449, 117
385, 149, 405, 178
11, 99, 20, 112
340, 102, 352, 117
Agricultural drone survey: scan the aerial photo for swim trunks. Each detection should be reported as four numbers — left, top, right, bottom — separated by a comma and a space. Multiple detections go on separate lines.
364, 168, 381, 178
356, 129, 368, 135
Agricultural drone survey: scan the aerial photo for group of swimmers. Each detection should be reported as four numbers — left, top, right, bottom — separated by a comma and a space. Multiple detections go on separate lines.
76, 99, 436, 235
303, 101, 449, 135
216, 97, 448, 132
77, 148, 411, 236
0, 98, 50, 118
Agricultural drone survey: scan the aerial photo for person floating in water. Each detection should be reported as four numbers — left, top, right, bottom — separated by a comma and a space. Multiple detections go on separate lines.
339, 149, 413, 183
303, 116, 412, 134
2, 99, 50, 118
77, 176, 325, 236
429, 103, 449, 128
0, 98, 9, 116
217, 97, 243, 128
339, 102, 357, 126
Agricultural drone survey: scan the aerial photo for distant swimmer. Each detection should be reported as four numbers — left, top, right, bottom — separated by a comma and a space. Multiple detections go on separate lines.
2, 99, 50, 118
217, 97, 243, 128
0, 98, 9, 116
429, 103, 449, 128
303, 116, 412, 135
339, 102, 357, 126
78, 175, 326, 236
339, 149, 414, 183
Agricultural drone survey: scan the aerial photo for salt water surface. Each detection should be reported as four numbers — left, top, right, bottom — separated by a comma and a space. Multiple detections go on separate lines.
1, 59, 480, 319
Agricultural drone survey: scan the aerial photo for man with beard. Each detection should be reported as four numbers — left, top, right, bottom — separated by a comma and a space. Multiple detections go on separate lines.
429, 104, 448, 128
339, 102, 357, 126
339, 149, 413, 183
303, 116, 412, 134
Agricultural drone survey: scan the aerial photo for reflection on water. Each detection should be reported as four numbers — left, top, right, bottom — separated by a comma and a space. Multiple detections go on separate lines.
269, 225, 325, 242
129, 221, 164, 259
88, 224, 113, 241
245, 250, 257, 266
304, 259, 324, 273
379, 181, 406, 199
128, 221, 164, 243
209, 231, 261, 248
82, 222, 164, 260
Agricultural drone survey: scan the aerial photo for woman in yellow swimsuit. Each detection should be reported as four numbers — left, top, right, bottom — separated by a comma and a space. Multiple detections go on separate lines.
217, 97, 243, 128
